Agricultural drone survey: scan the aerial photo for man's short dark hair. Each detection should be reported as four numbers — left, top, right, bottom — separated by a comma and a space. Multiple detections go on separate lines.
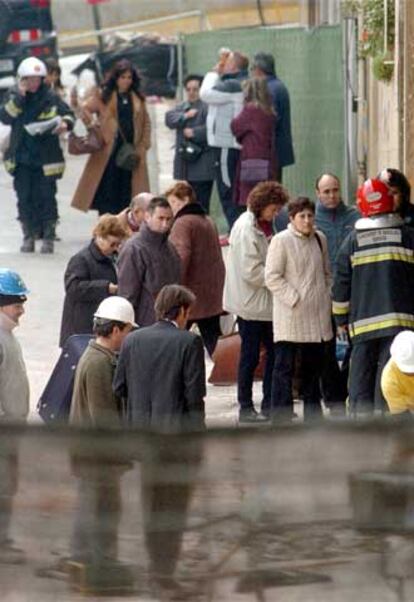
184, 74, 203, 87
146, 196, 171, 215
93, 318, 128, 337
154, 285, 196, 321
252, 52, 276, 76
287, 197, 315, 218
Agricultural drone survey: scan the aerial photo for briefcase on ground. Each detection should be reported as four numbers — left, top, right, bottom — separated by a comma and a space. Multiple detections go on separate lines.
208, 332, 266, 386
37, 334, 93, 424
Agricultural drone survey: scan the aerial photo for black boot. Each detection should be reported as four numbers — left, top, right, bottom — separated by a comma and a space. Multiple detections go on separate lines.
40, 221, 55, 254
20, 222, 35, 253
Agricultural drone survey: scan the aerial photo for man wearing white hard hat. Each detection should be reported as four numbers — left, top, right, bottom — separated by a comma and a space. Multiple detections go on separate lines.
0, 57, 74, 254
70, 296, 136, 428
69, 296, 136, 569
381, 331, 414, 415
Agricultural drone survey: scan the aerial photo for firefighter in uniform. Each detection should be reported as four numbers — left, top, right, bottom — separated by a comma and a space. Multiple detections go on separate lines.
333, 178, 414, 416
0, 57, 74, 254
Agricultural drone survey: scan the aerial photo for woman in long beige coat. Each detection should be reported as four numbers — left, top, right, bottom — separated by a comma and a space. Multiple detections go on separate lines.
265, 196, 332, 422
71, 59, 151, 215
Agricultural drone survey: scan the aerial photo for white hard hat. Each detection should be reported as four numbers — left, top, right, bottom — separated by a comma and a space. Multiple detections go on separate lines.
94, 296, 138, 327
17, 57, 47, 78
390, 331, 414, 373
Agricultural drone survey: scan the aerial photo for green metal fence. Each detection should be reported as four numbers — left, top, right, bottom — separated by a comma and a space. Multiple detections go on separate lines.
184, 25, 344, 228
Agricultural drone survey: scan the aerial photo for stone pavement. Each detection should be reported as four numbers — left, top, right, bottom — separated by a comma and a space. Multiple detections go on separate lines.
0, 100, 264, 427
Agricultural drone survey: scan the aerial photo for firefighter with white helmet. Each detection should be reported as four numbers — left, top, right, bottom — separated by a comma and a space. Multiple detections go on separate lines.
333, 178, 414, 416
0, 56, 74, 254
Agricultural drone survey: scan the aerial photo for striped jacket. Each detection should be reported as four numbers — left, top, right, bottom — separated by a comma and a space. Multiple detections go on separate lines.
333, 214, 414, 343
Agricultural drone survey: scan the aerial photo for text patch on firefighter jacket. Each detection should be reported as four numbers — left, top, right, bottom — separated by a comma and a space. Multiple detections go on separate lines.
333, 225, 414, 343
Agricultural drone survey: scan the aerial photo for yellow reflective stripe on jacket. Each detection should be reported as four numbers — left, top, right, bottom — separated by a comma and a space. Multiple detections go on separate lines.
332, 300, 350, 315
38, 107, 58, 120
351, 245, 414, 267
4, 158, 16, 173
42, 162, 65, 176
350, 313, 414, 337
4, 99, 22, 118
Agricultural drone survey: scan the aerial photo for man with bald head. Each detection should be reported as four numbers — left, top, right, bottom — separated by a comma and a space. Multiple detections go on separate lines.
315, 173, 359, 414
315, 173, 359, 275
117, 192, 155, 237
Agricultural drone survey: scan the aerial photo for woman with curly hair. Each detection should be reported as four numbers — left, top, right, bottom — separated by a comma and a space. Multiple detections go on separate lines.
71, 59, 151, 215
223, 181, 289, 423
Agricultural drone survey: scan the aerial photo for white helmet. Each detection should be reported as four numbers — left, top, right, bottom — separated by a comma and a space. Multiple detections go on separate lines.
17, 57, 47, 78
390, 330, 414, 373
94, 296, 138, 327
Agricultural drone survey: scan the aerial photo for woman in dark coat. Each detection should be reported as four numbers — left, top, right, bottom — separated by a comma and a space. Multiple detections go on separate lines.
166, 181, 225, 356
59, 214, 127, 346
231, 78, 277, 206
71, 59, 151, 214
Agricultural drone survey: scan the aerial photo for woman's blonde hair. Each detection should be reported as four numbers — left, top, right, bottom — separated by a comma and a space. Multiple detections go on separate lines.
242, 78, 275, 116
92, 213, 127, 239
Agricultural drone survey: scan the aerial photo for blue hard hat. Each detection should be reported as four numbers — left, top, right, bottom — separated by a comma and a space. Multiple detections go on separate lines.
0, 269, 29, 296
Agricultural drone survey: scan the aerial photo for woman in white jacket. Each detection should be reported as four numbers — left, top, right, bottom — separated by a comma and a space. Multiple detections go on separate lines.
223, 181, 289, 423
265, 196, 332, 422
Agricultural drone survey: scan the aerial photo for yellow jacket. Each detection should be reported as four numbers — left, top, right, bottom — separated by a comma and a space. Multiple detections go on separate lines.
381, 358, 414, 414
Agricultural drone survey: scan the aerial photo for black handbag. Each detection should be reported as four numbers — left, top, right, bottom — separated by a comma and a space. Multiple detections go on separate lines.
115, 124, 140, 171
179, 139, 203, 163
116, 142, 140, 171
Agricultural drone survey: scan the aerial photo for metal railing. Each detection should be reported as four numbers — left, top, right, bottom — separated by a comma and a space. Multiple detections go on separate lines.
58, 10, 211, 46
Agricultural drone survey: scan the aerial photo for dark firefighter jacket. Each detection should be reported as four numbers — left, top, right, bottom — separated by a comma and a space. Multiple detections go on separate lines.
333, 214, 414, 344
0, 82, 74, 179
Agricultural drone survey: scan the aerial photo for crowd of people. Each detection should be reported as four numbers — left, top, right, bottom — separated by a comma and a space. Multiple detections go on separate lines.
1, 52, 414, 434
2, 52, 414, 579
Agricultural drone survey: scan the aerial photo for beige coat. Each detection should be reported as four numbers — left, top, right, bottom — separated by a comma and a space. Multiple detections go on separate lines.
71, 90, 151, 212
223, 210, 273, 321
265, 224, 333, 342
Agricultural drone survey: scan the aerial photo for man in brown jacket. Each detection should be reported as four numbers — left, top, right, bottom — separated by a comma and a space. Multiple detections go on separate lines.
117, 196, 181, 325
70, 296, 136, 428
69, 295, 135, 569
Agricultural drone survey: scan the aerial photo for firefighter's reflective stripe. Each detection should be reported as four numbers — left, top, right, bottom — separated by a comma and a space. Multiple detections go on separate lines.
43, 162, 65, 177
4, 100, 22, 118
350, 313, 414, 338
351, 245, 414, 267
332, 300, 350, 315
38, 107, 58, 120
4, 159, 16, 173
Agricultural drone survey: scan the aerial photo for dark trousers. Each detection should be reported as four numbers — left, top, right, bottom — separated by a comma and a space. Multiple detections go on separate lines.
14, 165, 57, 234
237, 318, 274, 414
214, 147, 244, 229
187, 314, 221, 357
271, 341, 324, 421
189, 180, 214, 214
349, 337, 392, 415
320, 335, 347, 409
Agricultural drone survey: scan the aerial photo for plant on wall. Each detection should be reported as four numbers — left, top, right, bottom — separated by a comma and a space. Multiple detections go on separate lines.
342, 0, 395, 82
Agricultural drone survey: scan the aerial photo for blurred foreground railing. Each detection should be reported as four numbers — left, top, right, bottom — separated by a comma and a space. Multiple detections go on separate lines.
1, 422, 414, 600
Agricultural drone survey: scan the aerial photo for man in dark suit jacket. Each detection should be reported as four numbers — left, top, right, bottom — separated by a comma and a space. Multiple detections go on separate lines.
251, 52, 295, 182
113, 284, 205, 433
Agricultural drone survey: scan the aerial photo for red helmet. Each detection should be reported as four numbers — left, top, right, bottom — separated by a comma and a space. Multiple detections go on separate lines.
357, 178, 395, 217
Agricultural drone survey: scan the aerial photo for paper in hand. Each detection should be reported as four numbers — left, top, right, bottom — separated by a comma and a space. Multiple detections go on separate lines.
24, 116, 62, 136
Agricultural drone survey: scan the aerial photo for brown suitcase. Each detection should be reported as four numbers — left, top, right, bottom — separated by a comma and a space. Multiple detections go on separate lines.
208, 332, 266, 386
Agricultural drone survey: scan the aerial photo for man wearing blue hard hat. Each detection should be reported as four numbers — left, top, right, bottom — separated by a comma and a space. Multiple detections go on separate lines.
0, 268, 29, 564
